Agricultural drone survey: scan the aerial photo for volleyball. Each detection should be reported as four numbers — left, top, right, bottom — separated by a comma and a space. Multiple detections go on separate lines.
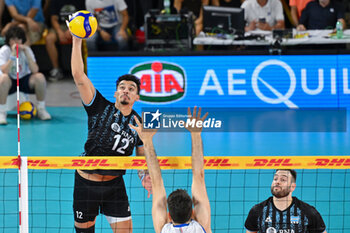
68, 10, 97, 39
19, 101, 37, 120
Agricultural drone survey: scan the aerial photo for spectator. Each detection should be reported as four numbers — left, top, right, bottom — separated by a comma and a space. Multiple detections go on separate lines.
297, 0, 345, 30
2, 0, 45, 45
241, 0, 285, 31
86, 0, 130, 51
174, 0, 210, 35
45, 0, 85, 81
0, 26, 51, 125
289, 0, 313, 26
211, 0, 244, 8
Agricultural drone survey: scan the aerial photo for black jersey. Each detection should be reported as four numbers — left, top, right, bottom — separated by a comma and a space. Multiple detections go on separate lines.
245, 197, 326, 233
81, 89, 143, 176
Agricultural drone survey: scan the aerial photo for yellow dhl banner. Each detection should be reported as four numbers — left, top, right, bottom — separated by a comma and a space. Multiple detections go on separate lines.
0, 156, 350, 169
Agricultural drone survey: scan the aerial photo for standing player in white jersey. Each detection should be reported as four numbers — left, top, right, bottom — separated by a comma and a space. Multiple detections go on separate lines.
130, 107, 212, 233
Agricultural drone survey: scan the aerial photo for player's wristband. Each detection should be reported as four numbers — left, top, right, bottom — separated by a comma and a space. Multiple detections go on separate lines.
138, 169, 149, 182
10, 55, 16, 61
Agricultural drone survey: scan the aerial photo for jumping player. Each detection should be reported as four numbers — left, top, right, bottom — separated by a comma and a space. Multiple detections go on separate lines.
70, 34, 151, 233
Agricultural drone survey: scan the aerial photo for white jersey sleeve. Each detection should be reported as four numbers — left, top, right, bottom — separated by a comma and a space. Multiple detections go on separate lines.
161, 220, 206, 233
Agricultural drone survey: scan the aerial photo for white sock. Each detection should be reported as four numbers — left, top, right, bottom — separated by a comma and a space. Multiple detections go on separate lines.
37, 101, 45, 109
0, 104, 6, 113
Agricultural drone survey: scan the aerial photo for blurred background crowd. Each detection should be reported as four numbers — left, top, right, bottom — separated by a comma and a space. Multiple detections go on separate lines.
0, 0, 349, 81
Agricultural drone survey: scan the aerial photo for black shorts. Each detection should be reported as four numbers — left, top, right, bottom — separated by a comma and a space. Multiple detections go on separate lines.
73, 171, 131, 223
9, 74, 35, 95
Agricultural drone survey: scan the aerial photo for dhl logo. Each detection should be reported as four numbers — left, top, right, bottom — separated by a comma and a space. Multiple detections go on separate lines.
247, 159, 298, 167
130, 61, 186, 103
128, 159, 177, 167
8, 158, 51, 167
69, 159, 112, 167
204, 159, 238, 167
310, 158, 350, 166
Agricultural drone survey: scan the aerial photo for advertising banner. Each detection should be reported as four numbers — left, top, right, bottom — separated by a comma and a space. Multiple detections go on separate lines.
88, 55, 350, 110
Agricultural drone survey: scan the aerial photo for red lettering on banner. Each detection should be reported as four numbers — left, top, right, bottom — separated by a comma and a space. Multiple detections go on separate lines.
28, 160, 49, 167
315, 159, 329, 166
329, 159, 345, 166
267, 159, 293, 166
252, 159, 268, 166
131, 159, 146, 167
140, 74, 152, 92
205, 159, 231, 167
164, 74, 183, 93
158, 159, 171, 166
98, 159, 111, 166
266, 159, 284, 166
251, 159, 294, 167
71, 160, 85, 167
84, 159, 101, 167
205, 159, 235, 167
314, 158, 350, 166
344, 159, 350, 166
10, 158, 20, 166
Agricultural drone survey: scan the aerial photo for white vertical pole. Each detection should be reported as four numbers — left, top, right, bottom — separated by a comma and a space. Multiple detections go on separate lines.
16, 44, 29, 233
19, 157, 29, 233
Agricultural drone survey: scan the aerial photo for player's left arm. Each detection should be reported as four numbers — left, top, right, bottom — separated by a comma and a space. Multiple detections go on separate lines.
136, 146, 152, 198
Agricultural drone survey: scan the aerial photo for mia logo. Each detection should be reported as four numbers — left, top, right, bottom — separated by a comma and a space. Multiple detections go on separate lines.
130, 61, 186, 103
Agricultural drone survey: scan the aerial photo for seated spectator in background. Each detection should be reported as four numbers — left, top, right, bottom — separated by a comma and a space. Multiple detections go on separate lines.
86, 0, 129, 51
241, 0, 285, 31
289, 0, 313, 26
2, 0, 45, 45
211, 0, 244, 8
174, 0, 209, 35
297, 0, 345, 30
45, 0, 85, 81
0, 26, 51, 125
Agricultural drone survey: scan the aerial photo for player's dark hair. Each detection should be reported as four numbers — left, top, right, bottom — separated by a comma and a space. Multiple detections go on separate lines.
167, 189, 193, 224
276, 169, 297, 183
5, 26, 26, 45
116, 74, 141, 94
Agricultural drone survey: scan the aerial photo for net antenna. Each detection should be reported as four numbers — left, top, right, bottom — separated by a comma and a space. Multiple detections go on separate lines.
16, 44, 29, 233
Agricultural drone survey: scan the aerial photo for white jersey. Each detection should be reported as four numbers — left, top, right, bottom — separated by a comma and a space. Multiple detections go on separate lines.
241, 0, 284, 27
86, 0, 127, 28
161, 220, 206, 233
0, 45, 36, 79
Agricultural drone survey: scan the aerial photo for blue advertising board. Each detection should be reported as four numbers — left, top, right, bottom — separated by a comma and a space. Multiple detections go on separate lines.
88, 54, 350, 110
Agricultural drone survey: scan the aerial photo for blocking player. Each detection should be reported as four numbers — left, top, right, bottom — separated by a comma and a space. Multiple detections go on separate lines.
70, 33, 151, 233
130, 107, 212, 233
245, 169, 327, 233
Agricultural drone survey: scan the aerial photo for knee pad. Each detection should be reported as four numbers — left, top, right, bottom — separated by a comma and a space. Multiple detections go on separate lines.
75, 225, 95, 233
